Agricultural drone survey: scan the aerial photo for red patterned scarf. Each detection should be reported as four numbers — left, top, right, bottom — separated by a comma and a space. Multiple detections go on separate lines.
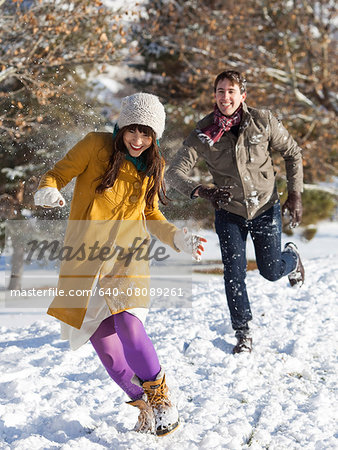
197, 104, 243, 146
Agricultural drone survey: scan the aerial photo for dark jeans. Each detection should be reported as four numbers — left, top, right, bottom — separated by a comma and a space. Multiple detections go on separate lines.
215, 202, 297, 331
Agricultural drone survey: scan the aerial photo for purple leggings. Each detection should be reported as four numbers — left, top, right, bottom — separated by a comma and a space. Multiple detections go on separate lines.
90, 311, 161, 400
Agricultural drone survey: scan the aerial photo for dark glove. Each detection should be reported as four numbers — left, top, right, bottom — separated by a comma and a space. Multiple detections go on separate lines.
197, 185, 233, 209
282, 191, 302, 228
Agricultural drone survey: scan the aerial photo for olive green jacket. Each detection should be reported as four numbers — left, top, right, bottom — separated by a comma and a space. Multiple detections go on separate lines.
166, 103, 303, 219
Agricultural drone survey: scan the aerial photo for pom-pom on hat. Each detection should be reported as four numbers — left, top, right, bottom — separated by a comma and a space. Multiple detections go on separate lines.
117, 93, 166, 139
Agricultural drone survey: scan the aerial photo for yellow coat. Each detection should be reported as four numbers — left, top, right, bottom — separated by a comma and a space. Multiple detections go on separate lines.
38, 132, 179, 329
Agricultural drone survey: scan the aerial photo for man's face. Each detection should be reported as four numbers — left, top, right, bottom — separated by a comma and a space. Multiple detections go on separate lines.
215, 78, 246, 117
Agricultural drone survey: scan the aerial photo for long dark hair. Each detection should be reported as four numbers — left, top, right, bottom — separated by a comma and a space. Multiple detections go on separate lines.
95, 124, 169, 208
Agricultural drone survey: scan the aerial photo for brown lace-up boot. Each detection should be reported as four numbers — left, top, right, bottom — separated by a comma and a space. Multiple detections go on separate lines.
284, 242, 305, 287
233, 328, 253, 354
132, 369, 180, 436
126, 394, 155, 434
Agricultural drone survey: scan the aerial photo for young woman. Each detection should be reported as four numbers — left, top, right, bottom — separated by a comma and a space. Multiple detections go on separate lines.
34, 93, 206, 436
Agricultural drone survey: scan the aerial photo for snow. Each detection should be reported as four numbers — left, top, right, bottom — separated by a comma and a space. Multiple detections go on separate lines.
101, 0, 141, 11
0, 221, 337, 449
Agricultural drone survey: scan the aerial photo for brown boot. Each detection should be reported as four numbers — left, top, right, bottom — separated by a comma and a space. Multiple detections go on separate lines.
132, 369, 180, 436
233, 330, 253, 354
285, 242, 305, 287
126, 394, 155, 434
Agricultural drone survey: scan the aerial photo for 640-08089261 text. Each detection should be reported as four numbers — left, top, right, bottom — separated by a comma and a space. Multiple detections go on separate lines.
96, 287, 184, 297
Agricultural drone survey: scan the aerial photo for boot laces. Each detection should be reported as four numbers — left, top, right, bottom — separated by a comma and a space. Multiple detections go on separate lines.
145, 381, 171, 408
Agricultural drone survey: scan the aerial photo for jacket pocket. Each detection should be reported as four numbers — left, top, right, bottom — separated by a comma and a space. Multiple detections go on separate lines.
247, 137, 269, 163
255, 169, 275, 195
102, 181, 130, 206
88, 187, 129, 220
260, 170, 274, 180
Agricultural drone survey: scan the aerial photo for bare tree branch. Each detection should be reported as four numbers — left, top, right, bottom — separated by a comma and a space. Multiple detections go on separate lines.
0, 67, 16, 83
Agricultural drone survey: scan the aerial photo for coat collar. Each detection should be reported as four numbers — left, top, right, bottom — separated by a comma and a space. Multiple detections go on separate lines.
239, 102, 251, 133
120, 160, 148, 184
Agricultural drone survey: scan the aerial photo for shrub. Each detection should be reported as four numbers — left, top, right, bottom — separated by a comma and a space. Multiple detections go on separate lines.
277, 179, 336, 233
302, 226, 318, 241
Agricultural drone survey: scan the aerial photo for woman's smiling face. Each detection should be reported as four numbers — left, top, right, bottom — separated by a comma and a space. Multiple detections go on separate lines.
123, 126, 153, 157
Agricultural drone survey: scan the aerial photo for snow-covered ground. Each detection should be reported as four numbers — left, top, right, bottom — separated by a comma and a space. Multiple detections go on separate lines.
0, 222, 337, 449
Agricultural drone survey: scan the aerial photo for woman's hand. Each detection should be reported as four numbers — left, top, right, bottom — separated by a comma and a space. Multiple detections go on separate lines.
34, 187, 66, 208
174, 227, 207, 261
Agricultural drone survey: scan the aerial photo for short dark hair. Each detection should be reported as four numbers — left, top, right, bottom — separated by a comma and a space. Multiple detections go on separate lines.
214, 70, 247, 94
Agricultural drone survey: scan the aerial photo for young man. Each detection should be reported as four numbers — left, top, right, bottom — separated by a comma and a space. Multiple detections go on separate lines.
166, 70, 305, 353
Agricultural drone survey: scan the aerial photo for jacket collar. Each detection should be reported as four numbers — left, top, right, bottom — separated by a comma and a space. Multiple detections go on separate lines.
239, 102, 251, 133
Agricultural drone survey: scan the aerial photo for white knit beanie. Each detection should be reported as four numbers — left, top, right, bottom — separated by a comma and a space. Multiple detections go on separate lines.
117, 93, 166, 139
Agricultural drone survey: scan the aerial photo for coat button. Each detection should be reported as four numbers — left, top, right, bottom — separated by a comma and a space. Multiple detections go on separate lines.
129, 195, 138, 203
133, 181, 141, 189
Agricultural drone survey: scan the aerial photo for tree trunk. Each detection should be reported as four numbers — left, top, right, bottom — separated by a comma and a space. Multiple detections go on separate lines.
8, 242, 25, 290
